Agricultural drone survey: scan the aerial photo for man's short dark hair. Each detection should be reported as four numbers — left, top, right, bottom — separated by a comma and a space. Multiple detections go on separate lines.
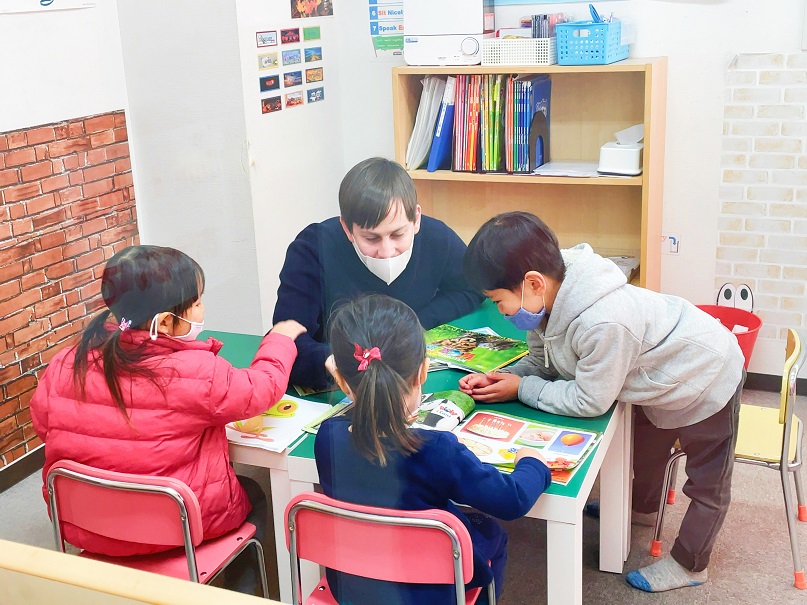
338, 157, 417, 230
463, 211, 565, 291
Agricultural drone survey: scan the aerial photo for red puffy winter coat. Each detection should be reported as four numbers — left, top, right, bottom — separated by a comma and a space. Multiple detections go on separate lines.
31, 329, 297, 556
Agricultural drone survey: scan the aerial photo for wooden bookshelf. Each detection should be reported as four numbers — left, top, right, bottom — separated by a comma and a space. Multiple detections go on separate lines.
391, 58, 667, 291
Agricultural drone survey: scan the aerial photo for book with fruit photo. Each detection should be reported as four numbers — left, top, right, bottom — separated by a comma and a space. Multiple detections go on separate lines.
452, 410, 601, 485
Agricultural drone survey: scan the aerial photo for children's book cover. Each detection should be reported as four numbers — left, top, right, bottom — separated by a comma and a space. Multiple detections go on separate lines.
226, 395, 330, 453
425, 324, 528, 373
412, 390, 475, 431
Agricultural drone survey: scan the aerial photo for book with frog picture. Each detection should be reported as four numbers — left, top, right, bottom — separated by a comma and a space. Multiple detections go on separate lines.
452, 410, 601, 485
425, 324, 528, 373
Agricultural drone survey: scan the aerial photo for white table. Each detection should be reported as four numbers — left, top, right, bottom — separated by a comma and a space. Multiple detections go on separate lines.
262, 401, 634, 605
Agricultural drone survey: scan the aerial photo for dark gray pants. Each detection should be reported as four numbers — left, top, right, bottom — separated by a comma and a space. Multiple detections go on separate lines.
632, 376, 744, 572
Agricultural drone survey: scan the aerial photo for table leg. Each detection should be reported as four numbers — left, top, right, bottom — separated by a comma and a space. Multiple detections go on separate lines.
598, 403, 631, 572
270, 468, 293, 604
546, 516, 583, 605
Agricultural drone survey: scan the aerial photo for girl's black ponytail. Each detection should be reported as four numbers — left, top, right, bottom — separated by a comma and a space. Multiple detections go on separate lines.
328, 294, 426, 466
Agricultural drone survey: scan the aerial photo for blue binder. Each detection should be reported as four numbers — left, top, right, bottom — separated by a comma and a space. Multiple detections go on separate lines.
427, 77, 456, 172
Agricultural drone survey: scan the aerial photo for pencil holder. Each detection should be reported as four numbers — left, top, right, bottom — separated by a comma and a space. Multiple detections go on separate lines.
556, 20, 629, 65
482, 37, 556, 66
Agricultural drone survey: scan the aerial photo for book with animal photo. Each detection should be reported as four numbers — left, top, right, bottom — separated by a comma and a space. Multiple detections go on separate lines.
424, 324, 528, 373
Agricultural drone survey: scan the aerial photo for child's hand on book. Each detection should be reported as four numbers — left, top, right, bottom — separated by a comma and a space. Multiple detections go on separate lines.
459, 371, 520, 402
270, 320, 307, 340
515, 446, 548, 467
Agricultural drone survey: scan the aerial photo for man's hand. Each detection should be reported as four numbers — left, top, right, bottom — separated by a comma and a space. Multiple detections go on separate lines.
458, 371, 520, 402
269, 320, 307, 340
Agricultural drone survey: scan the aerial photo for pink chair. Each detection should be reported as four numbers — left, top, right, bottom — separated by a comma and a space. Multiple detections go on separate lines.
284, 491, 495, 605
46, 459, 268, 597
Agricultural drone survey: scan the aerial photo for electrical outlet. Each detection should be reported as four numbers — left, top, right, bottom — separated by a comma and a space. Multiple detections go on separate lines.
661, 235, 680, 255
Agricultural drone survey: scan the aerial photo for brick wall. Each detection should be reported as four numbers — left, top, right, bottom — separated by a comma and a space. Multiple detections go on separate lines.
719, 53, 807, 343
0, 110, 139, 468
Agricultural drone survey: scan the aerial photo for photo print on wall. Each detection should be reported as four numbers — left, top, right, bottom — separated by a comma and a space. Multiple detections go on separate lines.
284, 71, 303, 87
258, 52, 279, 70
305, 67, 323, 83
291, 0, 333, 19
281, 27, 301, 44
285, 91, 304, 107
282, 49, 302, 65
304, 47, 322, 62
259, 74, 281, 92
307, 86, 325, 103
303, 26, 321, 40
256, 31, 277, 47
261, 96, 282, 114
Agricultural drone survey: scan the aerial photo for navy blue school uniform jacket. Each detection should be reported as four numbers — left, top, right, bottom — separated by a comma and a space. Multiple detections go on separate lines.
315, 415, 550, 605
272, 216, 484, 389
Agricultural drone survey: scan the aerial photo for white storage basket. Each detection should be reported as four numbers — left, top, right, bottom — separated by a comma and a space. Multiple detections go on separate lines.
481, 37, 556, 66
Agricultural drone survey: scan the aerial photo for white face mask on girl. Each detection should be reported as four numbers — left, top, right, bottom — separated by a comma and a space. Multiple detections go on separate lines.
352, 241, 413, 285
149, 313, 205, 342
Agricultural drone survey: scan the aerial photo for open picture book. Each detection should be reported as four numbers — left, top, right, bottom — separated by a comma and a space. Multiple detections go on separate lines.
425, 324, 528, 373
226, 395, 331, 453
304, 389, 600, 485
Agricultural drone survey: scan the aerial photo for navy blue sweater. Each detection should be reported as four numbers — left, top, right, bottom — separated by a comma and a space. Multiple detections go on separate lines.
272, 216, 484, 388
315, 416, 551, 605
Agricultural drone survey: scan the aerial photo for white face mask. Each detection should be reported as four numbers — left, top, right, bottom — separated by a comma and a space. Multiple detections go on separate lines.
149, 313, 205, 342
352, 241, 413, 285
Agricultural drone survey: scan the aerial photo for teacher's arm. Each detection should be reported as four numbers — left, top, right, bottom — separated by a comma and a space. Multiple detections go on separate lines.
416, 227, 484, 329
272, 229, 332, 390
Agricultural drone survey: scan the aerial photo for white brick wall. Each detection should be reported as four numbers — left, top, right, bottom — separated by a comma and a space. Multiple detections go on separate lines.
719, 53, 807, 347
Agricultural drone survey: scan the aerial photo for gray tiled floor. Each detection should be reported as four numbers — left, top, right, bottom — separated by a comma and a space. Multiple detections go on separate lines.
2, 389, 806, 604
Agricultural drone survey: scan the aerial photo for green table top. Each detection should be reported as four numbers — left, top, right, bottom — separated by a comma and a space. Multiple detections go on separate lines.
203, 300, 614, 498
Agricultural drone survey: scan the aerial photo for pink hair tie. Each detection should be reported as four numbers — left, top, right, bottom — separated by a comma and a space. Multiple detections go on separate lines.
353, 343, 382, 371
119, 318, 132, 332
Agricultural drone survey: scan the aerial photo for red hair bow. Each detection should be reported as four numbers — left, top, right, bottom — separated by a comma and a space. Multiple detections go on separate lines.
353, 343, 382, 371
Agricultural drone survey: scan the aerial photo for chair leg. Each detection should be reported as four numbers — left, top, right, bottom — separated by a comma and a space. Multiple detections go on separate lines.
666, 455, 681, 505
782, 467, 807, 589
651, 450, 686, 557
793, 464, 807, 522
251, 539, 270, 599
487, 577, 496, 605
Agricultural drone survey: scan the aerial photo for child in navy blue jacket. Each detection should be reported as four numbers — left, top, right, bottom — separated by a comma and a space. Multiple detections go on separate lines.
315, 294, 550, 605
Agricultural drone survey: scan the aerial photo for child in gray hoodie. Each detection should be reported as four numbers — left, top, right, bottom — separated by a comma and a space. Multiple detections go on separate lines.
459, 211, 745, 593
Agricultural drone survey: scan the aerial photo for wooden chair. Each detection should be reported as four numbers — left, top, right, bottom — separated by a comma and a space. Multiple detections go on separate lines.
650, 329, 807, 589
47, 460, 269, 597
284, 491, 495, 605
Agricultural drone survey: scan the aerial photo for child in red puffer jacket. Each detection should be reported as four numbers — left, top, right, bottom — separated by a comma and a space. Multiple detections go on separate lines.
31, 245, 305, 595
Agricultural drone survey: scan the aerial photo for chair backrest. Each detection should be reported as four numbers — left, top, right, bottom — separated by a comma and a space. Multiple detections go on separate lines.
284, 492, 475, 598
780, 329, 805, 424
47, 459, 204, 549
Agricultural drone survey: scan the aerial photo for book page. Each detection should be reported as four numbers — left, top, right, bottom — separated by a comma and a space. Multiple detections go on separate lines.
453, 410, 601, 485
226, 396, 331, 452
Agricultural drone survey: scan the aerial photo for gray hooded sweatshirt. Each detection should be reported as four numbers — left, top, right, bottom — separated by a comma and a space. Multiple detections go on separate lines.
505, 244, 745, 429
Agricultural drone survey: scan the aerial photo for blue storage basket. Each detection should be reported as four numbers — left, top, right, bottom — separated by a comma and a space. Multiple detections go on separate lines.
556, 20, 629, 65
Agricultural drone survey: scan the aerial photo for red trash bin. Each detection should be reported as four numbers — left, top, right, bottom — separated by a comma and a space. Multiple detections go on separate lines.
696, 305, 762, 370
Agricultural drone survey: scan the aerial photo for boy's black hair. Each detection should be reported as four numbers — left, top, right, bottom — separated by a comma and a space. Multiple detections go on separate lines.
328, 294, 424, 466
338, 157, 417, 230
72, 245, 205, 419
463, 211, 565, 291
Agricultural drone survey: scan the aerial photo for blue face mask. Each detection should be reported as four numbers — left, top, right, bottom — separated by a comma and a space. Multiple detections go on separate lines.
504, 283, 546, 331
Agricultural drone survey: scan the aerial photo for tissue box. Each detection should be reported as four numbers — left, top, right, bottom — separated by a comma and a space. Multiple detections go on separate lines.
597, 142, 643, 176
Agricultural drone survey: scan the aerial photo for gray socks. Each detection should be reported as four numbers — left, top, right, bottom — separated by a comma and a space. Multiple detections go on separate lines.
626, 555, 707, 592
